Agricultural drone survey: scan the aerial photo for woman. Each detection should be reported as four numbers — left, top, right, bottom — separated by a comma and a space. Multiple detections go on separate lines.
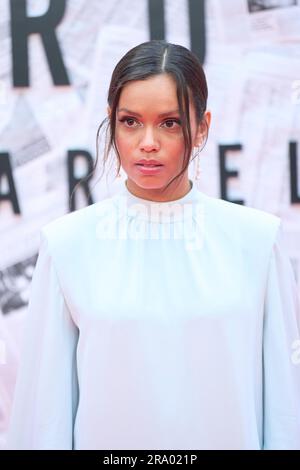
7, 40, 300, 450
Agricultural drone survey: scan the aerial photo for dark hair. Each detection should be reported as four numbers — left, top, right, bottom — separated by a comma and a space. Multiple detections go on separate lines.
71, 39, 209, 203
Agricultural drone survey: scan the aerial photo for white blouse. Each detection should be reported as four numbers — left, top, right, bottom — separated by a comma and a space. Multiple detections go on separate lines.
7, 180, 300, 450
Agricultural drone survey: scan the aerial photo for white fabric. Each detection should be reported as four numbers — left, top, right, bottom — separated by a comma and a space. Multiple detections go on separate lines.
0, 315, 19, 450
7, 180, 300, 450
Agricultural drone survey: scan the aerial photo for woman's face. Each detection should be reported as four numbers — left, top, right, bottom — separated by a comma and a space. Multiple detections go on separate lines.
108, 73, 210, 201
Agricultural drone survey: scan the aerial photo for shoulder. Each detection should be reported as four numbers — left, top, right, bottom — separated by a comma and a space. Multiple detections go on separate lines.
39, 195, 117, 256
199, 191, 281, 246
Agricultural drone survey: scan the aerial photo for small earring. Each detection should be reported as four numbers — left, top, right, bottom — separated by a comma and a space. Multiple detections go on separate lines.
194, 158, 201, 180
114, 159, 122, 178
193, 146, 201, 181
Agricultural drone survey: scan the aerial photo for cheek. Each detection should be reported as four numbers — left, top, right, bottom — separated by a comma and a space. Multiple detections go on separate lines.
115, 129, 134, 153
114, 139, 125, 160
166, 139, 186, 161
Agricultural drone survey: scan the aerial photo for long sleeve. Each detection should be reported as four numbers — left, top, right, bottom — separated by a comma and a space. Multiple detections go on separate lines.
263, 223, 300, 449
0, 317, 19, 450
6, 229, 79, 450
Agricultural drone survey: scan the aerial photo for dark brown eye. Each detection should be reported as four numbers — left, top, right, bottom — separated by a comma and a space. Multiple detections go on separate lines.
163, 119, 181, 129
118, 117, 137, 127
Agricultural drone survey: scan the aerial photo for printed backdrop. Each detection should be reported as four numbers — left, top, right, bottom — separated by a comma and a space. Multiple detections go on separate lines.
0, 0, 300, 448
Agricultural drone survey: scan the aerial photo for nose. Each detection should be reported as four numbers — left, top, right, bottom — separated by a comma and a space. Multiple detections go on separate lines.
139, 126, 160, 152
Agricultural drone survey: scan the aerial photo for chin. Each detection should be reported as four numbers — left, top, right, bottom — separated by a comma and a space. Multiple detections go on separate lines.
138, 182, 164, 190
129, 177, 166, 190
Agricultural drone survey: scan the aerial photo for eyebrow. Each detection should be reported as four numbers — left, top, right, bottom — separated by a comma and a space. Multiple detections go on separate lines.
117, 107, 180, 117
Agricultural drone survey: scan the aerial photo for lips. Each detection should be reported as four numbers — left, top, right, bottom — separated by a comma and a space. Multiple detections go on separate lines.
135, 161, 164, 175
136, 159, 163, 167
136, 164, 162, 167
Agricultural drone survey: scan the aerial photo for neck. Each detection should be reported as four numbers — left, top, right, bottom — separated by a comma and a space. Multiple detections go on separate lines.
125, 178, 192, 203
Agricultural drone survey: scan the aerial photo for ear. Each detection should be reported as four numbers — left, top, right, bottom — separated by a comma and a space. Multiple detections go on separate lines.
107, 105, 111, 118
194, 110, 211, 146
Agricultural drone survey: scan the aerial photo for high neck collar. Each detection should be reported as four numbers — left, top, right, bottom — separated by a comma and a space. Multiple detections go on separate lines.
115, 179, 202, 224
